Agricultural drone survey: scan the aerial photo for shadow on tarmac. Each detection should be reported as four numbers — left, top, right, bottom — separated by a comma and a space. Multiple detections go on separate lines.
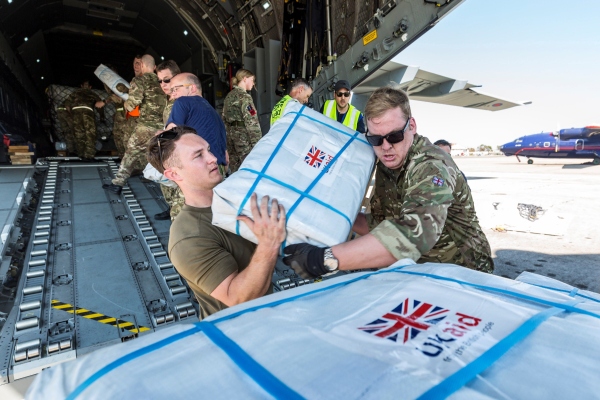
562, 162, 600, 169
493, 250, 600, 293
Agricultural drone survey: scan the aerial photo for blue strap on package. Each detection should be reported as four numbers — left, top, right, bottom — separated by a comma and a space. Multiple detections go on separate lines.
61, 263, 600, 399
235, 107, 305, 235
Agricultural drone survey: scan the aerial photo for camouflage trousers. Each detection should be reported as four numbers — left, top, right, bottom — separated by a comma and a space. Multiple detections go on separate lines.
112, 123, 161, 186
112, 113, 129, 157
226, 127, 254, 173
56, 110, 76, 153
159, 184, 183, 220
72, 110, 97, 159
115, 118, 138, 158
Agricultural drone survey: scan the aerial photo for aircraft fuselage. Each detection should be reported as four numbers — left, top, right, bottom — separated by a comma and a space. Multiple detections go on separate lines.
500, 127, 600, 163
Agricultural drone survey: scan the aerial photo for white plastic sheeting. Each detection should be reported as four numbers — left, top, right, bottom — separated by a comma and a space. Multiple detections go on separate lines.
142, 163, 177, 188
212, 102, 375, 248
27, 261, 600, 399
93, 64, 130, 101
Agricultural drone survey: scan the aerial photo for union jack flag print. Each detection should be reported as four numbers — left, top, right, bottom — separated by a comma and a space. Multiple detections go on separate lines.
432, 176, 445, 186
305, 145, 327, 168
358, 298, 449, 343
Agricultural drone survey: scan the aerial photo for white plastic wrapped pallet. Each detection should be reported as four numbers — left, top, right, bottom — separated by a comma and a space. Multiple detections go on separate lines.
26, 261, 600, 399
93, 64, 130, 101
212, 102, 375, 247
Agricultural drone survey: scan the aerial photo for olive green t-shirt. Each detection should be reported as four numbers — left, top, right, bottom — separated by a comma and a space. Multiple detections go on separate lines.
168, 204, 257, 319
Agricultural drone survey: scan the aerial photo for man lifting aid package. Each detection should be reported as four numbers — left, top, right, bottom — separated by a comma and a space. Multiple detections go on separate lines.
146, 126, 286, 320
284, 85, 494, 278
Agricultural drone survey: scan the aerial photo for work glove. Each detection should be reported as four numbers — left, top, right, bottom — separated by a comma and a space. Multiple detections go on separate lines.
282, 243, 327, 279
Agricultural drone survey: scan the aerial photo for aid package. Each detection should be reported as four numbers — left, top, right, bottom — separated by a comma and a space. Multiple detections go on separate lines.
212, 102, 375, 247
26, 261, 600, 399
94, 64, 130, 101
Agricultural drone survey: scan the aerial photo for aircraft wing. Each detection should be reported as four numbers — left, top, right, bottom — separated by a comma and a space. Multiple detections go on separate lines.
351, 61, 530, 112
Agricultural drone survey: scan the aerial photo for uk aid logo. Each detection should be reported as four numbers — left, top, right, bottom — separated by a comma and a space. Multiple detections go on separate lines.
358, 298, 491, 358
304, 145, 334, 170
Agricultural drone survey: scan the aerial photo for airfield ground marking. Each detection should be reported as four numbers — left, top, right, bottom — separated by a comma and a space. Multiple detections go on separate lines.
51, 299, 151, 334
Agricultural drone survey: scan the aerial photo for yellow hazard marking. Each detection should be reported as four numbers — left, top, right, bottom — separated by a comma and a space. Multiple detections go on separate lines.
51, 300, 151, 334
363, 29, 378, 46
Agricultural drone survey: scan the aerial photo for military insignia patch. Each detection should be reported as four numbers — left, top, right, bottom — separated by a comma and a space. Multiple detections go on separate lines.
432, 176, 445, 186
247, 105, 256, 116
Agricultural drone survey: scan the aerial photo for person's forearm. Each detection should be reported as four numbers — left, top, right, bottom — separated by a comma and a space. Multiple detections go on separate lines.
225, 243, 278, 305
352, 213, 370, 236
332, 233, 397, 271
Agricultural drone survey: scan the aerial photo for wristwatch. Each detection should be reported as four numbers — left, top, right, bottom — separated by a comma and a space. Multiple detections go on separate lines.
323, 247, 339, 272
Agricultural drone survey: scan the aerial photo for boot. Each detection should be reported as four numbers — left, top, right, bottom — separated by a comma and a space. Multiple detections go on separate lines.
102, 183, 123, 195
154, 208, 171, 220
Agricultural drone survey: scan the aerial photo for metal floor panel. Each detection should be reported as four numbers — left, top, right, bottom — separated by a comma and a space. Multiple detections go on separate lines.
0, 168, 34, 243
1, 159, 198, 384
0, 183, 24, 208
73, 202, 120, 244
73, 242, 151, 350
70, 176, 108, 204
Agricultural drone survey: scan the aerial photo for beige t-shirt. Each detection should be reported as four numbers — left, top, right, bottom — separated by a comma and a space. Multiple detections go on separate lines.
168, 205, 257, 319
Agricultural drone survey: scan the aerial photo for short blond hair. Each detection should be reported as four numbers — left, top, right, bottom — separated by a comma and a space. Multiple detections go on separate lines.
364, 85, 411, 121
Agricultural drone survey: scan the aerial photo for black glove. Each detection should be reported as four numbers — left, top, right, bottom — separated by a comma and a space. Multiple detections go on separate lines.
282, 244, 327, 279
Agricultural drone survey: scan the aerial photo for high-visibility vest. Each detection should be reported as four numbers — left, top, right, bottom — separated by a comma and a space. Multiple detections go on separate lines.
270, 95, 293, 126
322, 100, 361, 131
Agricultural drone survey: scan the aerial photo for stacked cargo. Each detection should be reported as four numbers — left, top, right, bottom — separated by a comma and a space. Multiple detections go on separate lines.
8, 145, 33, 165
25, 261, 600, 399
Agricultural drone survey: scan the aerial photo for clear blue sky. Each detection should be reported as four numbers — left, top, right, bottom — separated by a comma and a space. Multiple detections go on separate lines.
392, 0, 600, 148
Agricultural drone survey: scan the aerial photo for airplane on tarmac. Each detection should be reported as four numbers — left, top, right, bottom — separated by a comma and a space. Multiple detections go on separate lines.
499, 126, 600, 165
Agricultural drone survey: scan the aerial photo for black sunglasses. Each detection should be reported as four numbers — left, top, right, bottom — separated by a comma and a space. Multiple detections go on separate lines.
336, 92, 350, 98
157, 129, 179, 168
365, 118, 411, 146
157, 73, 178, 84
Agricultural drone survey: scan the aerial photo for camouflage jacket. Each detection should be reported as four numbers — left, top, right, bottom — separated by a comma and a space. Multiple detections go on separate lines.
125, 72, 166, 126
105, 93, 126, 122
222, 85, 262, 143
368, 134, 493, 272
163, 99, 175, 126
64, 89, 103, 119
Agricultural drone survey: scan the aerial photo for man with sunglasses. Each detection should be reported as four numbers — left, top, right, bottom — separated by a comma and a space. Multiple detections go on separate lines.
320, 80, 366, 133
165, 73, 228, 170
163, 72, 227, 221
103, 54, 166, 195
146, 126, 287, 319
152, 60, 181, 220
283, 85, 493, 278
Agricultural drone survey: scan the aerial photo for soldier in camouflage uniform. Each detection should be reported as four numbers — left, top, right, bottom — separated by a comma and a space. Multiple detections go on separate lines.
103, 54, 166, 194
222, 69, 262, 173
283, 85, 494, 278
63, 81, 104, 159
155, 60, 181, 220
111, 96, 128, 157
119, 56, 144, 160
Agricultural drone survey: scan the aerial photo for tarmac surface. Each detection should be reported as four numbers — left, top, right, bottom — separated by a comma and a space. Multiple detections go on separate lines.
455, 156, 600, 293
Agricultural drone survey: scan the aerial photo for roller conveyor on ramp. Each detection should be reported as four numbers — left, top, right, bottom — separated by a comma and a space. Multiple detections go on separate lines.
0, 158, 198, 385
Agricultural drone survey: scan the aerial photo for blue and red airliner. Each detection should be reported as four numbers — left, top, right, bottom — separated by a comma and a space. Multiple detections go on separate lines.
500, 126, 600, 164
